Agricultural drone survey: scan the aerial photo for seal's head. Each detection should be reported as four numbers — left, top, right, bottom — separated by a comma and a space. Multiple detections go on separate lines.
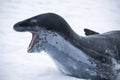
14, 13, 73, 53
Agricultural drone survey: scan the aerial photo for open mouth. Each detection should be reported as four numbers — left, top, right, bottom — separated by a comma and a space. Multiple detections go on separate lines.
27, 33, 37, 53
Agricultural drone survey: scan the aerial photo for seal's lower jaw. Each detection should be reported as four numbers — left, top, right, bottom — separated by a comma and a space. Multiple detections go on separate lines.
27, 33, 37, 53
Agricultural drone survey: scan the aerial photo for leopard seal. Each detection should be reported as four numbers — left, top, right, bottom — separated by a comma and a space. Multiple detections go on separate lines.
14, 13, 120, 80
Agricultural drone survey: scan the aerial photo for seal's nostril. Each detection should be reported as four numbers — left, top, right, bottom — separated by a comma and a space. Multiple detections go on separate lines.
13, 23, 19, 31
13, 23, 25, 32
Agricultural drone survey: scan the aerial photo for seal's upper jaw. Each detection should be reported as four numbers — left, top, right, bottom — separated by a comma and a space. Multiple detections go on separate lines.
13, 19, 38, 33
14, 22, 26, 32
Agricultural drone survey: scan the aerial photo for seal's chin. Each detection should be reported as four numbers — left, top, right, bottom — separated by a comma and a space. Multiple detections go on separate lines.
27, 33, 37, 53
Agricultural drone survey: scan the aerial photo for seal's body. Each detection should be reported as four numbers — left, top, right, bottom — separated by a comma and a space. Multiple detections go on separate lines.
14, 13, 120, 80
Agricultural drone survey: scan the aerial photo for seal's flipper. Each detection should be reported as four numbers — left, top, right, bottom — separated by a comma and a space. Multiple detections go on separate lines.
81, 46, 112, 64
84, 28, 99, 36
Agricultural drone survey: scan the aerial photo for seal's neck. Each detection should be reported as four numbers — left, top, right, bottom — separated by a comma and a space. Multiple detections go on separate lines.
61, 29, 86, 50
37, 27, 86, 55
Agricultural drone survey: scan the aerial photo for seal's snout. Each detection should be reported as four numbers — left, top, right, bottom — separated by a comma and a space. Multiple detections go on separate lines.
14, 23, 24, 32
13, 21, 29, 32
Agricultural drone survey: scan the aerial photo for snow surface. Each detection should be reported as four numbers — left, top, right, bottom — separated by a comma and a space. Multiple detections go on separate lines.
0, 0, 120, 80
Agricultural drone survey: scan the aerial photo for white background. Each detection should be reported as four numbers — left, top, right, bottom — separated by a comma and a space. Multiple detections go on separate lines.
0, 0, 120, 80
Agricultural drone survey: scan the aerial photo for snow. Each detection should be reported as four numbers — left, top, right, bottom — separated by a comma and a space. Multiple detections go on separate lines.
0, 0, 120, 80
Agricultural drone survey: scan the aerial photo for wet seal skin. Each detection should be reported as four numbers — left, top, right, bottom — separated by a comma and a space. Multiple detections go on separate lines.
14, 13, 120, 80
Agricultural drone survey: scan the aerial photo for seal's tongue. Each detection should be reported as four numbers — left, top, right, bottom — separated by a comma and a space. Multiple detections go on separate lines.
28, 33, 37, 52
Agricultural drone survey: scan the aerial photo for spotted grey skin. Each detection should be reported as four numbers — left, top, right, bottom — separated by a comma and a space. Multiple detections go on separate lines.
14, 13, 120, 80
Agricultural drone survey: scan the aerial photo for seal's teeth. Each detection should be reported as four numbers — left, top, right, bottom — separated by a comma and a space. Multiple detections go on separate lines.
28, 33, 37, 52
